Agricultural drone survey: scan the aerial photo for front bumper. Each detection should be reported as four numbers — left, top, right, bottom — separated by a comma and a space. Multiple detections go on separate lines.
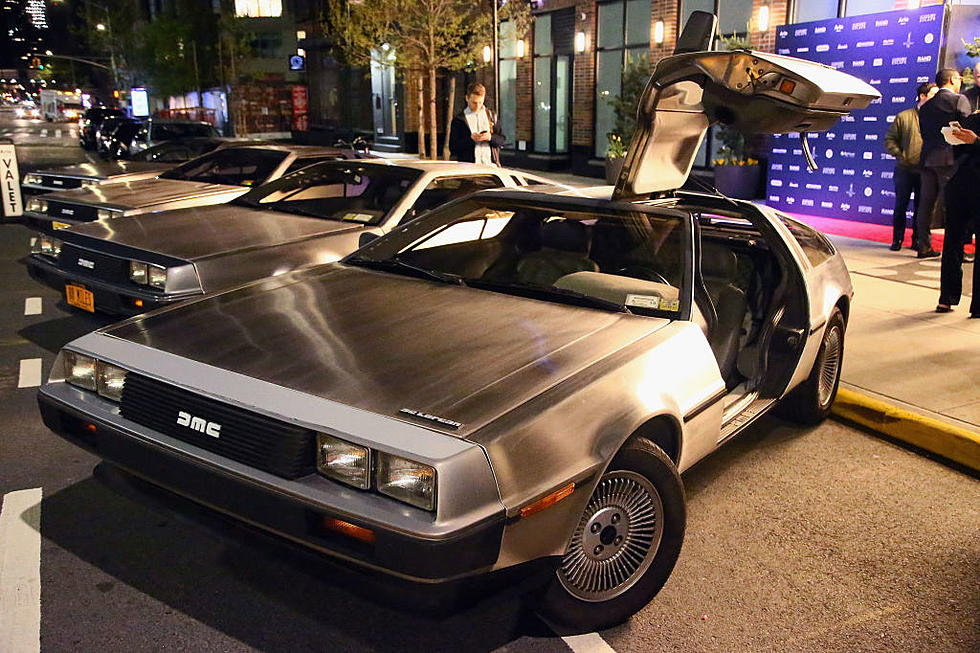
38, 383, 507, 582
26, 254, 194, 316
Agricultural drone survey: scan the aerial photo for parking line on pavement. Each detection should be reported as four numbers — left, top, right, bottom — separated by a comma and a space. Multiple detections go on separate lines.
17, 359, 42, 388
0, 488, 43, 653
40, 129, 46, 137
55, 129, 61, 138
24, 297, 41, 316
561, 633, 617, 653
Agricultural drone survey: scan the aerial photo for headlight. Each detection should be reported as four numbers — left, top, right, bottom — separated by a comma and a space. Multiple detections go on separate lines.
96, 361, 127, 401
63, 351, 97, 391
96, 209, 116, 220
128, 261, 147, 284
147, 264, 167, 289
376, 453, 436, 511
24, 174, 42, 185
316, 433, 371, 489
36, 234, 61, 258
27, 198, 48, 214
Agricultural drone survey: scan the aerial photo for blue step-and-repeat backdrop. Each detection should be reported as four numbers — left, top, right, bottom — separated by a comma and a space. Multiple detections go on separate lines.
766, 5, 945, 224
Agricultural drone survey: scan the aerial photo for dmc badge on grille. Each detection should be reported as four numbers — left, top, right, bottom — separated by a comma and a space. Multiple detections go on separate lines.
177, 410, 221, 438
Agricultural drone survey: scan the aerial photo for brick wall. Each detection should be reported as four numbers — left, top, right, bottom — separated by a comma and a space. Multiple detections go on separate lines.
649, 0, 678, 63
571, 2, 595, 148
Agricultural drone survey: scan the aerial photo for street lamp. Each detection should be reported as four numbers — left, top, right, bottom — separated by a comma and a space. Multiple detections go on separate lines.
95, 23, 105, 31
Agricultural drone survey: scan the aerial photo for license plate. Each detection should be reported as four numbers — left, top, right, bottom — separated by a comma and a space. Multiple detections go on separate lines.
65, 284, 94, 312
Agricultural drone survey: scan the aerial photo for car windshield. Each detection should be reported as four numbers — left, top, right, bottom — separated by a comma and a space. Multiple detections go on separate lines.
151, 122, 218, 140
349, 198, 691, 318
233, 162, 421, 223
159, 148, 289, 186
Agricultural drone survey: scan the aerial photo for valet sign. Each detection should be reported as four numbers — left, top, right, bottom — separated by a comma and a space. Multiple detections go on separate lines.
0, 143, 22, 218
767, 5, 945, 224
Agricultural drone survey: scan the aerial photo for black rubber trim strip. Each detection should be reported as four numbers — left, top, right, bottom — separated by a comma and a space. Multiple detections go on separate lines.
683, 387, 727, 423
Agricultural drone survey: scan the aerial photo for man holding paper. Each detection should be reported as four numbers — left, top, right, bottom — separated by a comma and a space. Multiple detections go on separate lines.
915, 69, 971, 258
936, 118, 980, 317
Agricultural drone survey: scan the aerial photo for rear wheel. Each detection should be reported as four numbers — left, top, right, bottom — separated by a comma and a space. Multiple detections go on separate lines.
780, 307, 844, 424
535, 438, 685, 633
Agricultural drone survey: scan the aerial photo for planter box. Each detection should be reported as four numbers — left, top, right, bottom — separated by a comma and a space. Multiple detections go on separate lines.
605, 157, 625, 185
713, 164, 761, 200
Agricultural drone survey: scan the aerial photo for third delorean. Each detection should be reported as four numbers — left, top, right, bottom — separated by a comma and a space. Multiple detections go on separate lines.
37, 13, 879, 632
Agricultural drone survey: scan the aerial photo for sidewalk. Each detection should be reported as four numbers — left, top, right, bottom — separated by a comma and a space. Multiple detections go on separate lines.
515, 166, 980, 471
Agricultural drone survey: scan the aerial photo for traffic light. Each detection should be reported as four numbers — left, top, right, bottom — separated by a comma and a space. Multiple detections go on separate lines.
113, 90, 119, 99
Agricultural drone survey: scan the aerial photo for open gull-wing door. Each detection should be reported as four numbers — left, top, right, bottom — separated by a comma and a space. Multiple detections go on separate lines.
612, 11, 881, 200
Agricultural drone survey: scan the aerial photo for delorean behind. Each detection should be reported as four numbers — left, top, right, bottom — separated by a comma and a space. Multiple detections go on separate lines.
37, 14, 878, 631
23, 144, 357, 231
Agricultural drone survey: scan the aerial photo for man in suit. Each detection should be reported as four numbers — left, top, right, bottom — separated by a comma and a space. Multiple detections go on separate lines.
915, 69, 971, 258
448, 83, 505, 165
936, 116, 980, 316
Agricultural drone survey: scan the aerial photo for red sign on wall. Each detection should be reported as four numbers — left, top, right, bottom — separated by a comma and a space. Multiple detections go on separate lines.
292, 85, 308, 131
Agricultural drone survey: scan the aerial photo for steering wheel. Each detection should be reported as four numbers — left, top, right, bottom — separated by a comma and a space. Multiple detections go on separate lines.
614, 264, 670, 286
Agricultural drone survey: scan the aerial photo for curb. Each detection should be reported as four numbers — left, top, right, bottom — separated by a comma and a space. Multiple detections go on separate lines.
831, 388, 980, 473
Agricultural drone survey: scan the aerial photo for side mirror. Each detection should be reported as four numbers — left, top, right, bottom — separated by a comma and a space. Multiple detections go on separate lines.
358, 231, 380, 248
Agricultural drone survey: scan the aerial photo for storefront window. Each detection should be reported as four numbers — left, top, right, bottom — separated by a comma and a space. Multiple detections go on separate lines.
594, 0, 651, 157
718, 0, 754, 35
793, 0, 840, 22
500, 21, 517, 148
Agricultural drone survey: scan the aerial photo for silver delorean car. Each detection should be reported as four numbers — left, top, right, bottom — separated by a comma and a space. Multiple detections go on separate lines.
37, 14, 878, 632
23, 144, 357, 231
26, 160, 557, 315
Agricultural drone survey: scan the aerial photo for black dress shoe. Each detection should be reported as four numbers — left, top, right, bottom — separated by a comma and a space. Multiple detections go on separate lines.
917, 248, 941, 258
889, 242, 902, 251
936, 304, 953, 313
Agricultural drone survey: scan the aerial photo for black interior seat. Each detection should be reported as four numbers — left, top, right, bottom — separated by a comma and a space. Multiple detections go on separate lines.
700, 241, 748, 388
515, 219, 599, 286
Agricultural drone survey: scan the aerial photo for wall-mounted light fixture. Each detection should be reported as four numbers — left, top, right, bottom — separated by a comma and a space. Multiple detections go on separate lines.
575, 31, 586, 52
517, 39, 526, 58
654, 20, 665, 45
483, 45, 493, 63
758, 5, 770, 32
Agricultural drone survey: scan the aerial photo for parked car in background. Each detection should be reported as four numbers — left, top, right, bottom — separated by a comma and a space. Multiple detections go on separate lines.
24, 144, 365, 230
21, 138, 236, 194
95, 116, 137, 158
26, 160, 557, 315
79, 107, 126, 150
35, 15, 878, 632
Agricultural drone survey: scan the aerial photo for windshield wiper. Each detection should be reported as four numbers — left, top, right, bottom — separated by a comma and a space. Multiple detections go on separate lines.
346, 256, 465, 286
463, 278, 631, 314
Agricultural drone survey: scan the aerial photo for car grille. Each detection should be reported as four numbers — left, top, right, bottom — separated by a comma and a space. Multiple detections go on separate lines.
37, 175, 83, 190
119, 373, 317, 480
46, 201, 98, 222
58, 244, 130, 284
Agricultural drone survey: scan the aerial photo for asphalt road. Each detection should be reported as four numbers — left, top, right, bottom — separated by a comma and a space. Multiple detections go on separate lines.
1, 115, 977, 653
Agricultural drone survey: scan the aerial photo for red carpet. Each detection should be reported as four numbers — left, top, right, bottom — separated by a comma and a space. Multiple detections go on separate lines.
785, 212, 974, 254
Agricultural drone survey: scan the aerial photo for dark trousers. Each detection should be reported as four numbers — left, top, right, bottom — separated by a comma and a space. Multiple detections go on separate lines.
892, 165, 920, 246
915, 164, 954, 251
938, 170, 980, 314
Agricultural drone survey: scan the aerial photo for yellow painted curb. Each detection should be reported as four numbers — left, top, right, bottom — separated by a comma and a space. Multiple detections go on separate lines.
831, 388, 980, 472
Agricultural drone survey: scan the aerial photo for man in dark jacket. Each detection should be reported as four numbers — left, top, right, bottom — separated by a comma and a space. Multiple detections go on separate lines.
884, 82, 937, 250
915, 69, 971, 258
964, 62, 980, 111
936, 115, 980, 316
448, 83, 505, 165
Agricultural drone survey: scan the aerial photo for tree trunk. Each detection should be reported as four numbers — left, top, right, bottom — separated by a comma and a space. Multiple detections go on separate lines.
428, 65, 437, 161
443, 75, 455, 160
416, 75, 425, 158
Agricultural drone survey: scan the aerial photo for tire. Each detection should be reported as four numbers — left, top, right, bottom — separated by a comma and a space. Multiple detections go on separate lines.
534, 438, 686, 633
779, 307, 845, 425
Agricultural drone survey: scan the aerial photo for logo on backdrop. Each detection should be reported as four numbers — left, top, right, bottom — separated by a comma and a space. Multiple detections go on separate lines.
767, 4, 944, 224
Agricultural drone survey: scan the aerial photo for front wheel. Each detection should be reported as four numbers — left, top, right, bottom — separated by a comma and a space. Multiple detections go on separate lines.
779, 307, 845, 424
534, 438, 686, 633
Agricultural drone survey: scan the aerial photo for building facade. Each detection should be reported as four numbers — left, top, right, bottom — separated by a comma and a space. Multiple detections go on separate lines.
369, 0, 950, 177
